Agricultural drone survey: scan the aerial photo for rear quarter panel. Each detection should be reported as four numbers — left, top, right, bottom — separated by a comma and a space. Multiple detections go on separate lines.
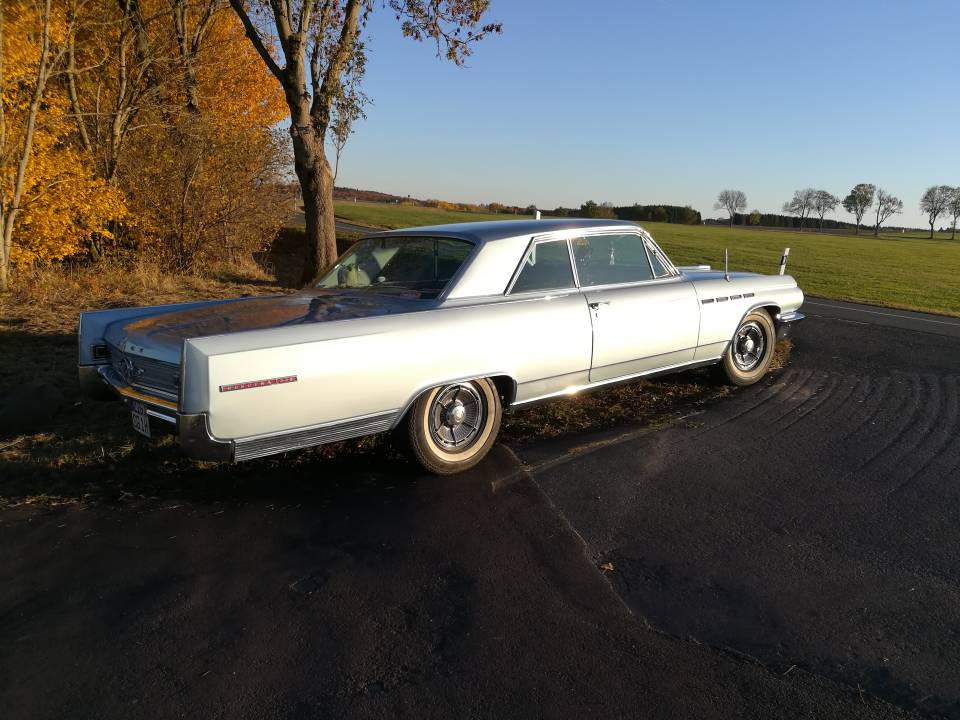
184, 293, 593, 440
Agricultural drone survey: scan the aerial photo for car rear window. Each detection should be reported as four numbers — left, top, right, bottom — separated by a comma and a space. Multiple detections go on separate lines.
316, 237, 473, 299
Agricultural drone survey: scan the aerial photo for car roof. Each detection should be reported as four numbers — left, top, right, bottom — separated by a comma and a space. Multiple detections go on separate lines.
370, 218, 640, 244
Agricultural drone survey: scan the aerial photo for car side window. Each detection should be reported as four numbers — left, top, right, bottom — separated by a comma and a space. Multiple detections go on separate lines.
510, 239, 576, 294
646, 243, 672, 278
571, 233, 654, 286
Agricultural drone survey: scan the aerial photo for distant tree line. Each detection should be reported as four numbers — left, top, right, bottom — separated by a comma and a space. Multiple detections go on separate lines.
550, 201, 701, 224
712, 212, 854, 231
714, 184, 960, 239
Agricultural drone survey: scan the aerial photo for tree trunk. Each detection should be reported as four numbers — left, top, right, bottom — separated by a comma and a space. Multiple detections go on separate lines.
0, 0, 53, 291
930, 222, 935, 239
952, 223, 957, 241
292, 127, 337, 285
0, 216, 12, 292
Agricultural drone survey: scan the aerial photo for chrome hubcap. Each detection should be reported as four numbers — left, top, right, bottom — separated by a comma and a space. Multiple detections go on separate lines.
733, 321, 766, 371
447, 402, 467, 425
430, 384, 485, 451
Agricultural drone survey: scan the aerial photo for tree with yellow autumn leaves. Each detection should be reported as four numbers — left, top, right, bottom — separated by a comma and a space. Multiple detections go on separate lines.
0, 0, 289, 290
1, 0, 126, 290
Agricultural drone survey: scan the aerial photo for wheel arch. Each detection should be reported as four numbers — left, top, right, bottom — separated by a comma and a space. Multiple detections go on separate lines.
391, 372, 517, 429
737, 302, 781, 332
724, 302, 781, 358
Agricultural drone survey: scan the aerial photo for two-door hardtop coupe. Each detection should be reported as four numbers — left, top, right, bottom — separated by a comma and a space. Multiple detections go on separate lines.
79, 219, 804, 473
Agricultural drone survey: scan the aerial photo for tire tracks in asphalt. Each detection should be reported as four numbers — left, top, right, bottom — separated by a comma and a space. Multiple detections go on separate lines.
517, 318, 960, 718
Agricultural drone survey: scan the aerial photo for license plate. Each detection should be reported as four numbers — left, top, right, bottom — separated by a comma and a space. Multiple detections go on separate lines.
130, 401, 152, 438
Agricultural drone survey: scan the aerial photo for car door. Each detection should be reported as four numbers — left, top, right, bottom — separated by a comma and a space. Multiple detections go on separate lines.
504, 236, 595, 400
571, 232, 701, 383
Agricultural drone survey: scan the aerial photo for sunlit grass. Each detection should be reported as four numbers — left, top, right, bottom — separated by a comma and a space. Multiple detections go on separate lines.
645, 222, 960, 316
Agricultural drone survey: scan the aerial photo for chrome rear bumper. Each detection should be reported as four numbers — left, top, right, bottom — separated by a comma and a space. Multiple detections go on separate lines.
78, 365, 234, 461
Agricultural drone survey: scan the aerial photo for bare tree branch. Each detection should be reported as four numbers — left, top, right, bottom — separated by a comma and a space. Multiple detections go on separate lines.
714, 189, 746, 228
948, 187, 960, 241
873, 189, 903, 236
228, 0, 284, 79
812, 190, 839, 231
920, 185, 952, 239
783, 188, 818, 232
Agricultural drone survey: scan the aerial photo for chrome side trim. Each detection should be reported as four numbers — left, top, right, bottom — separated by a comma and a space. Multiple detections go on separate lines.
637, 229, 681, 277
512, 356, 722, 407
565, 236, 581, 287
233, 410, 399, 462
577, 275, 684, 292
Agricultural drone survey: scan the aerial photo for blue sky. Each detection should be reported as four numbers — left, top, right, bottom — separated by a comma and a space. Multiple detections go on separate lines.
334, 0, 960, 228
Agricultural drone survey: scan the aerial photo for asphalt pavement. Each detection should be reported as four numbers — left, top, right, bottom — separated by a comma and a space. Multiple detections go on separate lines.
2, 299, 958, 719
289, 209, 379, 237
334, 219, 382, 236
804, 297, 960, 338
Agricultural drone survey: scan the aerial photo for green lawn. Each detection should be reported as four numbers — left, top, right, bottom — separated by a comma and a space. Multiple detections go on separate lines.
334, 200, 533, 228
332, 202, 960, 316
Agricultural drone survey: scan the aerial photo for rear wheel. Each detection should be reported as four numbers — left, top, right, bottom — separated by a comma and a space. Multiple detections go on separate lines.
721, 310, 775, 386
406, 378, 502, 475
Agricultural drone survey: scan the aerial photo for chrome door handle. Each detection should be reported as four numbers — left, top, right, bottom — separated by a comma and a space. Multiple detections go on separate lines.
588, 301, 611, 309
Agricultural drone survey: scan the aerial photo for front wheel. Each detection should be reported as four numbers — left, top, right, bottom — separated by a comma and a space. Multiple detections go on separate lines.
406, 378, 502, 475
721, 310, 775, 386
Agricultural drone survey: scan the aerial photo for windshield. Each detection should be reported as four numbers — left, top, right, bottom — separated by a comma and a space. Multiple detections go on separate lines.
316, 236, 473, 299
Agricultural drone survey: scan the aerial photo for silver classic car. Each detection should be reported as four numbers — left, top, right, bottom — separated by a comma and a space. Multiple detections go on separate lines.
78, 219, 804, 474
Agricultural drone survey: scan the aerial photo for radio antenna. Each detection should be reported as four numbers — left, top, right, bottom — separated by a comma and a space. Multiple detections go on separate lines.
724, 248, 730, 282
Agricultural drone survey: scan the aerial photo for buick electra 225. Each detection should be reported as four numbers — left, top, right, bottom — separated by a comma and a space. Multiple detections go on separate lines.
78, 219, 804, 474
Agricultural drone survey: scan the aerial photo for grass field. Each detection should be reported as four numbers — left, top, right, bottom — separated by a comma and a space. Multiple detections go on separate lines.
640, 222, 960, 316
334, 202, 960, 316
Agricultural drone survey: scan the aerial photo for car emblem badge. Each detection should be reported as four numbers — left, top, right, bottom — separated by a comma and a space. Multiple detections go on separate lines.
121, 356, 143, 380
